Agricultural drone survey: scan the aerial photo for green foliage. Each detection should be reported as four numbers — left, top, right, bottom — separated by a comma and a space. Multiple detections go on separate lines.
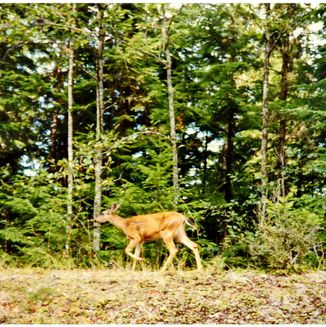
249, 192, 324, 270
221, 232, 255, 269
0, 3, 325, 270
106, 131, 176, 213
0, 172, 71, 267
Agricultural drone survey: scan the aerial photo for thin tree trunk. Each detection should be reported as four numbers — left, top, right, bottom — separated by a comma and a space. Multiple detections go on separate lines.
93, 5, 105, 252
260, 4, 272, 221
50, 67, 63, 168
278, 32, 290, 198
66, 20, 75, 254
202, 132, 208, 194
162, 10, 179, 207
50, 108, 59, 163
224, 110, 235, 202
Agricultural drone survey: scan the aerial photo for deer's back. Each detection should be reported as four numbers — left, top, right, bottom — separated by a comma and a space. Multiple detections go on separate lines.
125, 211, 186, 241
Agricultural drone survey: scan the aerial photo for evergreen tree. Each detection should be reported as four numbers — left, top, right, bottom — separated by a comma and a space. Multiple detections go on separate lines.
0, 3, 324, 269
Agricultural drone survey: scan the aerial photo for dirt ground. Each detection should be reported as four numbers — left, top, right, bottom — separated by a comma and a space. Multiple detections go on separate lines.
0, 268, 325, 324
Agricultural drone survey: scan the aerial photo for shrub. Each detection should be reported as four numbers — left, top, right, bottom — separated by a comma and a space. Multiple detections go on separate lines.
249, 193, 323, 270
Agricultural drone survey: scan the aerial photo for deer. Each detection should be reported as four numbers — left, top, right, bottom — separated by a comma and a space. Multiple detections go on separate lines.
94, 203, 203, 272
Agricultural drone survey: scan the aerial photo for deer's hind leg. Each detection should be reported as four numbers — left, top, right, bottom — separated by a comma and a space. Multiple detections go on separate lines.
132, 242, 144, 271
176, 230, 203, 271
160, 233, 178, 272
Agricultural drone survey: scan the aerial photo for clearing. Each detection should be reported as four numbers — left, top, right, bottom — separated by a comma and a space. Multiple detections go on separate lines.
0, 268, 325, 324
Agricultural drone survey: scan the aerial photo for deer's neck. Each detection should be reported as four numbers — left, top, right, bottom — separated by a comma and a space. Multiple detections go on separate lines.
109, 214, 127, 233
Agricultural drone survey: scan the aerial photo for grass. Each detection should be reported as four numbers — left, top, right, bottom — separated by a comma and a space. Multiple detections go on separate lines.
0, 267, 325, 323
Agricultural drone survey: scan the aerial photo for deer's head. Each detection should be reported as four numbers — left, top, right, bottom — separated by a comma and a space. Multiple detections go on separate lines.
94, 203, 120, 223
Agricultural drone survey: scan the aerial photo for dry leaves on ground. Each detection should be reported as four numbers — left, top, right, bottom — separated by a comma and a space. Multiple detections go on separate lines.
0, 268, 325, 324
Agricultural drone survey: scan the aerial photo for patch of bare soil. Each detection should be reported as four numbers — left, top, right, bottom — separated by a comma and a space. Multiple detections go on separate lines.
0, 268, 325, 324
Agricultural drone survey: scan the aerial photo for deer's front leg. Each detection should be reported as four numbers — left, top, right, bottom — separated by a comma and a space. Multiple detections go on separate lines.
125, 239, 144, 262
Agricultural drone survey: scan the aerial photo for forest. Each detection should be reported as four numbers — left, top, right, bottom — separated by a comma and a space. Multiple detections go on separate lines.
0, 3, 325, 271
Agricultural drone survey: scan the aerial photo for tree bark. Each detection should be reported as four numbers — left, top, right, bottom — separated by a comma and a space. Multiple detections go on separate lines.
50, 67, 64, 168
224, 110, 235, 202
93, 4, 105, 252
278, 31, 290, 198
162, 9, 179, 208
66, 5, 75, 254
50, 107, 59, 163
260, 4, 272, 221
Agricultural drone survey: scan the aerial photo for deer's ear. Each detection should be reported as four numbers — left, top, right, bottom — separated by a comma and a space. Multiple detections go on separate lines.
111, 203, 120, 212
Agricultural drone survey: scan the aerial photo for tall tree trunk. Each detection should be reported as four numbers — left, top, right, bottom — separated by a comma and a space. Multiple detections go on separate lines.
278, 32, 290, 198
93, 5, 105, 252
224, 110, 235, 202
50, 107, 59, 163
66, 9, 75, 254
50, 67, 64, 169
260, 4, 272, 221
202, 132, 208, 194
162, 9, 179, 208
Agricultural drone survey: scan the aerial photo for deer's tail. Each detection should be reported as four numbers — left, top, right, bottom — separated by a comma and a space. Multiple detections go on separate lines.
184, 216, 197, 230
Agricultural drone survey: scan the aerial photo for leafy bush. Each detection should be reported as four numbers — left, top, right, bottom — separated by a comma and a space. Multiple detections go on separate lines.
221, 232, 255, 269
249, 193, 323, 270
